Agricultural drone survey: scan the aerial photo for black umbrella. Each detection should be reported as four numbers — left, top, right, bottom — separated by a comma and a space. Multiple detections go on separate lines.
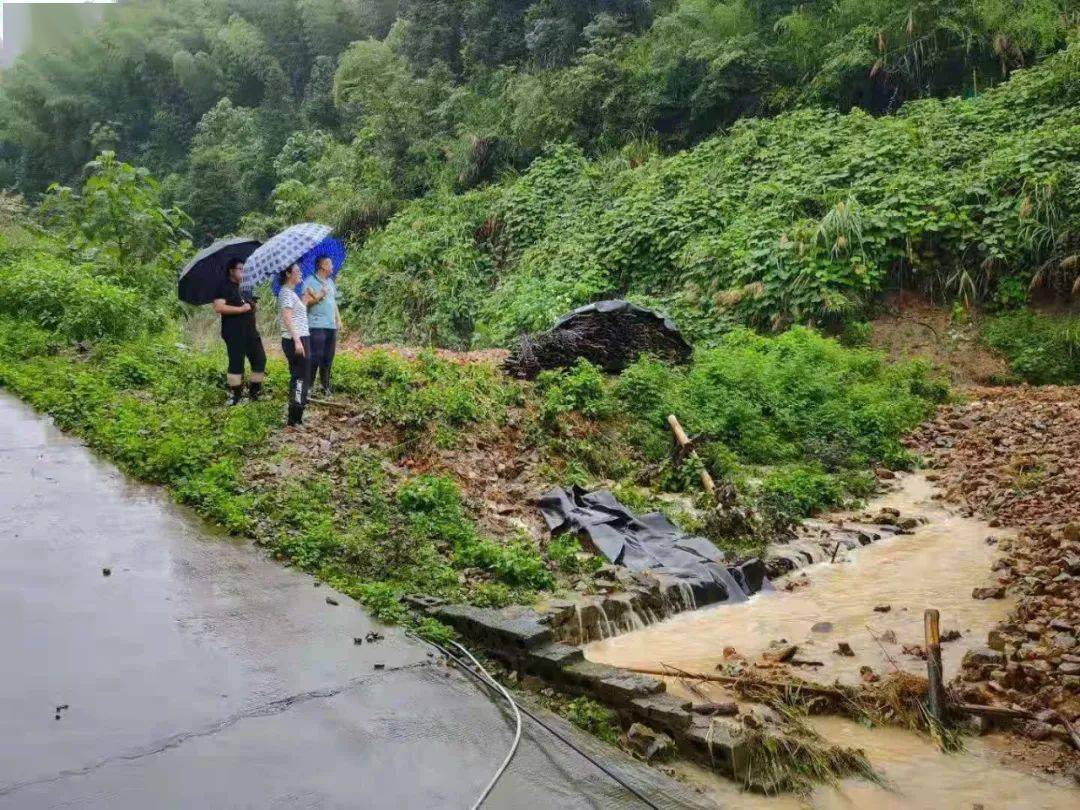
177, 237, 262, 305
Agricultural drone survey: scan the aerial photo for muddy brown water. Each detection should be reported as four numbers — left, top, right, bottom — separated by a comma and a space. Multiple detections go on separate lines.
587, 472, 1080, 807
673, 707, 1078, 809
589, 473, 1012, 685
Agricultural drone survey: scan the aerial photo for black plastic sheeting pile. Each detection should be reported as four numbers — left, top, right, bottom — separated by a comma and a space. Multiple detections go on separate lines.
504, 300, 693, 380
539, 486, 769, 607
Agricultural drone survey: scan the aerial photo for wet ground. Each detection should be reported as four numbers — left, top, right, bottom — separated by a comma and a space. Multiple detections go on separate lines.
589, 473, 1013, 685
674, 709, 1079, 809
587, 472, 1080, 807
0, 394, 703, 809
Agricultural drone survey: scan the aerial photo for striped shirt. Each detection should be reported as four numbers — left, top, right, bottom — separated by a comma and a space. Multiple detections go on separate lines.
278, 287, 309, 339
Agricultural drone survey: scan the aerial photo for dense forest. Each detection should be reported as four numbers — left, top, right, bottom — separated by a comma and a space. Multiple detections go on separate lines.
0, 0, 1078, 345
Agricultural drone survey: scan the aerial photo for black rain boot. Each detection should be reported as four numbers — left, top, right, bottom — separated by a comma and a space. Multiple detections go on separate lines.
248, 381, 263, 401
287, 402, 304, 427
319, 367, 331, 396
227, 385, 243, 406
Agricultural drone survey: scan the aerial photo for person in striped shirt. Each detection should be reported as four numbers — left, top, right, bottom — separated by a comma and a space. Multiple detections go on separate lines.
277, 263, 313, 427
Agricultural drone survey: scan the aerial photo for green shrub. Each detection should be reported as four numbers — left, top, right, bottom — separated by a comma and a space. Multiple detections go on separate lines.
982, 311, 1080, 384
0, 252, 149, 343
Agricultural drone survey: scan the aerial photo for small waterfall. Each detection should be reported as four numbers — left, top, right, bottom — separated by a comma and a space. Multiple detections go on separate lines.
575, 604, 586, 644
596, 602, 613, 638
677, 582, 697, 611
624, 606, 646, 631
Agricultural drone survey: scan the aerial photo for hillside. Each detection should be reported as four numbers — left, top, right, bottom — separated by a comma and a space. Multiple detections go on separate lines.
344, 40, 1080, 347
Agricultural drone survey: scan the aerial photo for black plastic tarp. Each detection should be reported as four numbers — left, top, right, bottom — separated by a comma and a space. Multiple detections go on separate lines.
504, 300, 693, 379
538, 486, 769, 606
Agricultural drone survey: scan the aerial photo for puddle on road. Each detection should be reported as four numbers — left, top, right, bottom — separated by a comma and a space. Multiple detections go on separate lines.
588, 473, 1013, 685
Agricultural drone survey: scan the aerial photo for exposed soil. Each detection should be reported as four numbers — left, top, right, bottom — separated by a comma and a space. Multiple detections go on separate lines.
909, 386, 1080, 773
868, 292, 1012, 386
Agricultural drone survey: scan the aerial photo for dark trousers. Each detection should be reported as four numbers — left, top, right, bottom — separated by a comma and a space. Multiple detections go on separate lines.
223, 328, 267, 375
309, 328, 337, 392
281, 336, 311, 425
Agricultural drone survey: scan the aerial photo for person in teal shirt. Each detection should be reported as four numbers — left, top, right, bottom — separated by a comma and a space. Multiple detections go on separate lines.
305, 256, 341, 395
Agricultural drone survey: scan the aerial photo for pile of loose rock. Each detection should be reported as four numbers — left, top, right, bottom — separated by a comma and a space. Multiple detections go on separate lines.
909, 386, 1080, 749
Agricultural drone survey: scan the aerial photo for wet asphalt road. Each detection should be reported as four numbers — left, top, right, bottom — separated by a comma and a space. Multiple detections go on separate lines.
0, 394, 709, 809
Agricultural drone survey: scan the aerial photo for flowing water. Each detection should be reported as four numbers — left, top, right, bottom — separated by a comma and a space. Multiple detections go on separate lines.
589, 473, 1013, 685
586, 472, 1080, 807
673, 708, 1078, 809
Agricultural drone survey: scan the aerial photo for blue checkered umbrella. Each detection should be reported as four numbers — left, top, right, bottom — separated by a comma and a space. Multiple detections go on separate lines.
272, 236, 347, 295
241, 223, 332, 292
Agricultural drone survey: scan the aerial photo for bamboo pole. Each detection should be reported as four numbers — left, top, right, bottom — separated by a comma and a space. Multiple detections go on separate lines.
667, 414, 716, 498
924, 609, 947, 724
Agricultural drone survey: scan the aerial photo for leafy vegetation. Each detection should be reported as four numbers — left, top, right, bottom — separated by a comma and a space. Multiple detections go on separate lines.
982, 310, 1080, 384
1, 1, 1076, 244
345, 39, 1080, 346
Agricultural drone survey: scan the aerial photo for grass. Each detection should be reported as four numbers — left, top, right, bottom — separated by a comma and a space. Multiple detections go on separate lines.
982, 310, 1080, 385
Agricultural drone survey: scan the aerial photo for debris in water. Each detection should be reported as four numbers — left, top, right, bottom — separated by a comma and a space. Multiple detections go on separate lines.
873, 604, 891, 613
353, 637, 363, 646
941, 629, 963, 642
762, 641, 798, 663
859, 665, 880, 683
101, 567, 111, 577
325, 596, 339, 606
373, 663, 385, 670
902, 643, 928, 660
835, 642, 855, 657
365, 631, 384, 643
879, 629, 898, 644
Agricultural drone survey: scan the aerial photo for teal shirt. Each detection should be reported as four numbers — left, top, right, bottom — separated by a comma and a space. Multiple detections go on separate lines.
306, 275, 338, 330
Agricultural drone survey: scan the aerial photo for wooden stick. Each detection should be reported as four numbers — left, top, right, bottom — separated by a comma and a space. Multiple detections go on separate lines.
830, 542, 841, 563
924, 609, 947, 724
953, 703, 1034, 721
625, 664, 846, 699
667, 414, 716, 498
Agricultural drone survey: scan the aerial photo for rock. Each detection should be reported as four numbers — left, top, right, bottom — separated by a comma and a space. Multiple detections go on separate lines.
972, 586, 1006, 600
941, 629, 962, 643
325, 596, 339, 606
101, 567, 111, 577
811, 621, 833, 634
1052, 634, 1077, 650
873, 605, 891, 613
1058, 662, 1080, 675
835, 642, 855, 657
860, 665, 880, 683
692, 700, 739, 717
353, 637, 363, 646
898, 517, 919, 531
627, 723, 675, 762
964, 648, 1005, 667
762, 641, 798, 663
1018, 720, 1054, 742
521, 675, 545, 692
902, 643, 927, 660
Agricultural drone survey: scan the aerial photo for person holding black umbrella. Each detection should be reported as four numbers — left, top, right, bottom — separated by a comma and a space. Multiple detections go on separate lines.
213, 258, 266, 405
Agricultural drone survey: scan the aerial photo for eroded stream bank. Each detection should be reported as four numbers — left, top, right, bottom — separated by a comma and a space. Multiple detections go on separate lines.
586, 471, 1080, 806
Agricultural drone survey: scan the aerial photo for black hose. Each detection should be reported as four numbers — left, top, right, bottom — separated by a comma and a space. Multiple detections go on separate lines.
428, 640, 661, 810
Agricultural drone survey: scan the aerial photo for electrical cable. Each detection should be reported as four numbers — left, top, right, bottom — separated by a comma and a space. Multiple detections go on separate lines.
448, 641, 521, 810
431, 640, 661, 810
